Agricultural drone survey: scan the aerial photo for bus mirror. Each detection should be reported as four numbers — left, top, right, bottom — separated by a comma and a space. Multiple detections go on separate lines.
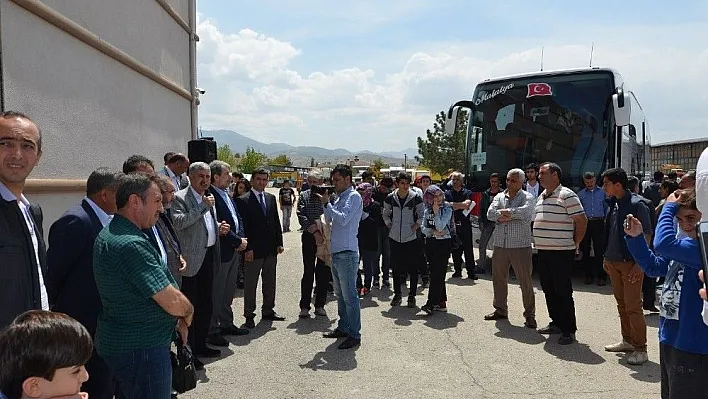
445, 100, 475, 135
612, 92, 631, 126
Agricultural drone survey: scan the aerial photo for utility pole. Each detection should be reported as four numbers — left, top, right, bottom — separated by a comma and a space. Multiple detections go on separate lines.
404, 154, 407, 171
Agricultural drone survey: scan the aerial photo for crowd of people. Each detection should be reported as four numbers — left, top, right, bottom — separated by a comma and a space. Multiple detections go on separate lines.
1, 110, 708, 398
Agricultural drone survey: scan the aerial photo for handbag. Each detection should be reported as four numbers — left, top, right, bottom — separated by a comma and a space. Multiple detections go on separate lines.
170, 330, 197, 393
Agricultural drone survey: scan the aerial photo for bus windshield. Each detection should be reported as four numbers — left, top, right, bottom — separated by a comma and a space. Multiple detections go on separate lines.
466, 71, 614, 191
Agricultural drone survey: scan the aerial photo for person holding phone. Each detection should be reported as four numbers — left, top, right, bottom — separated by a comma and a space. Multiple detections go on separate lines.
623, 188, 708, 398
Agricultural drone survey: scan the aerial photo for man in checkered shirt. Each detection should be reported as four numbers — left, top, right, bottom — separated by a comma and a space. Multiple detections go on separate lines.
483, 168, 537, 329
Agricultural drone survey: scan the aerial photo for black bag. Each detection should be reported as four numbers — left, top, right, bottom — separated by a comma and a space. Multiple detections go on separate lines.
170, 331, 197, 393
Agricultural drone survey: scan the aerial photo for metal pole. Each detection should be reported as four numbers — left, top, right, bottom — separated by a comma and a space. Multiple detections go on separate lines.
188, 0, 198, 140
404, 154, 407, 171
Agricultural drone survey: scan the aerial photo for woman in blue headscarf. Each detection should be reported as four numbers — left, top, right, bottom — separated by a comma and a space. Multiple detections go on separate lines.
420, 185, 453, 314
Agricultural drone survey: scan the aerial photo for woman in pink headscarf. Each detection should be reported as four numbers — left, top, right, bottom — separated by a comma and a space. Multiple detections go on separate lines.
356, 182, 381, 296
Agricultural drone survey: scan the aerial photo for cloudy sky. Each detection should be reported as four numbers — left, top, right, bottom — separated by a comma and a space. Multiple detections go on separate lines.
195, 0, 708, 152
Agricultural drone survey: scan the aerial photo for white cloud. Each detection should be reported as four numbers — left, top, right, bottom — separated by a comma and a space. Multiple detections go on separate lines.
195, 17, 708, 152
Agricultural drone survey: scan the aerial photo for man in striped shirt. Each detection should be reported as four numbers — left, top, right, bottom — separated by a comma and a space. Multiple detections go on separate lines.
533, 162, 587, 345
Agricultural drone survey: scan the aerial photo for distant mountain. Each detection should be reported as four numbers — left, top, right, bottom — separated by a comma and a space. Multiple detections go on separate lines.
201, 129, 417, 166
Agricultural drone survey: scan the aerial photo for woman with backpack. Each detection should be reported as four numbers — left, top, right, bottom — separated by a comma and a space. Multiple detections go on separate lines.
420, 185, 454, 315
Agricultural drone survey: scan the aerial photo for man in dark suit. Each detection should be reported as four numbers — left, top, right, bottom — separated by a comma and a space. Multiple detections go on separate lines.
0, 111, 48, 329
208, 161, 249, 345
160, 153, 190, 190
46, 168, 122, 399
236, 167, 285, 328
172, 162, 230, 360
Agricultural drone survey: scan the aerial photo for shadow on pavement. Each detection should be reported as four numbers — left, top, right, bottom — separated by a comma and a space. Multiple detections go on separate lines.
359, 295, 381, 309
199, 346, 235, 369
493, 319, 546, 345
615, 354, 661, 383
286, 315, 336, 335
227, 319, 276, 346
445, 276, 478, 287
379, 306, 422, 327
422, 312, 464, 330
543, 338, 606, 365
299, 340, 358, 371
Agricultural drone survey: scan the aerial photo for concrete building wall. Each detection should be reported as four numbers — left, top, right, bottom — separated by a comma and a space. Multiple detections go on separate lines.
0, 0, 196, 234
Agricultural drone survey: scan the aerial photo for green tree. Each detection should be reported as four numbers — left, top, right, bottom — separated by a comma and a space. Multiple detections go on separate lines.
271, 154, 292, 166
416, 109, 467, 175
217, 144, 239, 169
310, 157, 315, 167
372, 158, 386, 172
239, 146, 268, 173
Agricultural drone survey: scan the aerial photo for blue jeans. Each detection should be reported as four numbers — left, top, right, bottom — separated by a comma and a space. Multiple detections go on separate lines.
331, 250, 361, 339
104, 346, 172, 399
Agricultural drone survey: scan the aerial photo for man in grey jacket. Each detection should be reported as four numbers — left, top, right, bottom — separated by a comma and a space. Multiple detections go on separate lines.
171, 162, 229, 361
383, 172, 425, 308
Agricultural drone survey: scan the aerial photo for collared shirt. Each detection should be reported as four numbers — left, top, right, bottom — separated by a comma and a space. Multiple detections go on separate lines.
85, 197, 112, 227
578, 186, 607, 218
164, 166, 181, 191
0, 181, 49, 310
93, 214, 177, 356
525, 181, 540, 199
213, 185, 239, 233
533, 185, 584, 250
297, 189, 325, 231
190, 187, 217, 247
324, 186, 363, 254
488, 189, 535, 248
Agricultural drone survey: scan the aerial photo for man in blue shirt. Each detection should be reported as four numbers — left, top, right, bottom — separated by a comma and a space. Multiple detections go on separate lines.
577, 172, 608, 285
319, 164, 363, 349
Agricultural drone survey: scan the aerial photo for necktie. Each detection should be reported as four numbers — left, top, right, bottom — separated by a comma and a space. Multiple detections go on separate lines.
259, 193, 267, 214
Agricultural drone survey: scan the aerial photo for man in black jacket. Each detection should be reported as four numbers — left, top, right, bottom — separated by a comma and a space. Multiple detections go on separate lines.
0, 111, 47, 329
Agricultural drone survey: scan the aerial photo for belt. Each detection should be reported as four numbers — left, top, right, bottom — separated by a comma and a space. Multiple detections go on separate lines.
587, 217, 604, 221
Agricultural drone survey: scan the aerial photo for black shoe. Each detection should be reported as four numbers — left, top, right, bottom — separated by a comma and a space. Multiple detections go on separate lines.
338, 337, 361, 349
524, 318, 538, 329
193, 358, 205, 371
537, 324, 562, 335
323, 329, 349, 338
407, 296, 416, 308
483, 312, 508, 321
468, 274, 479, 280
244, 318, 256, 329
262, 312, 286, 321
390, 294, 402, 306
421, 304, 434, 315
194, 347, 221, 358
221, 325, 249, 336
206, 334, 229, 347
452, 272, 462, 278
558, 333, 575, 345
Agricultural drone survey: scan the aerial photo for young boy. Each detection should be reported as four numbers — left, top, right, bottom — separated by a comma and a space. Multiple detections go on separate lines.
623, 188, 708, 398
0, 310, 91, 399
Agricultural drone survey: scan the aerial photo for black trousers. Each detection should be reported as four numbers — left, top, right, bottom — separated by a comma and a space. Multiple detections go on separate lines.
642, 275, 657, 307
417, 235, 430, 280
580, 219, 606, 278
390, 239, 423, 296
451, 223, 475, 275
300, 232, 329, 310
425, 238, 451, 307
660, 343, 708, 398
182, 247, 215, 352
537, 250, 577, 334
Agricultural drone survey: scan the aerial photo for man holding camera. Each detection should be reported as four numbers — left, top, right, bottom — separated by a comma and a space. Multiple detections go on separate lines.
296, 169, 330, 318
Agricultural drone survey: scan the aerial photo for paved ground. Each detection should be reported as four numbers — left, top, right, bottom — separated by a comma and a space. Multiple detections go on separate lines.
181, 189, 662, 399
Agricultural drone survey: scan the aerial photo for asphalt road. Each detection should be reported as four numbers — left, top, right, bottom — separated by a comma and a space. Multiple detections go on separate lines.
180, 189, 661, 399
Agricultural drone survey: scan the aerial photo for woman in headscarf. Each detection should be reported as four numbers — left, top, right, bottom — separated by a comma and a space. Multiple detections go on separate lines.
420, 185, 454, 315
356, 182, 381, 296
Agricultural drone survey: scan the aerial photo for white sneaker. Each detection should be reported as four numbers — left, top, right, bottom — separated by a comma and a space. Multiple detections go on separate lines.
298, 308, 310, 318
314, 307, 327, 317
604, 341, 635, 352
627, 351, 649, 365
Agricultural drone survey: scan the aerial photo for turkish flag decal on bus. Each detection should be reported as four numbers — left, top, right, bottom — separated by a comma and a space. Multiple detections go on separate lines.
526, 83, 552, 98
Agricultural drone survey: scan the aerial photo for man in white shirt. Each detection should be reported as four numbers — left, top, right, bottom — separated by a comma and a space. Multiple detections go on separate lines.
0, 111, 48, 329
160, 153, 190, 190
172, 162, 230, 361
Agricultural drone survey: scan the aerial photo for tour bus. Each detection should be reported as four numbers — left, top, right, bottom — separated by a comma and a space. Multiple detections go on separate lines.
445, 67, 651, 216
